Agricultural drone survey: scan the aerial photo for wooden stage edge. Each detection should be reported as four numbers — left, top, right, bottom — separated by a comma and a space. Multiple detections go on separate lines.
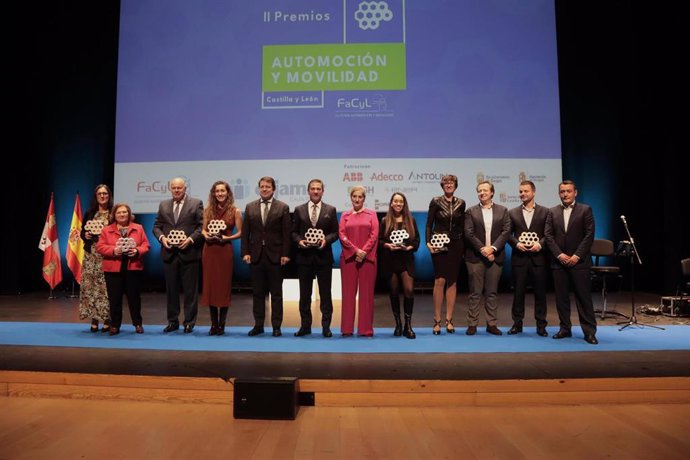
2, 371, 690, 407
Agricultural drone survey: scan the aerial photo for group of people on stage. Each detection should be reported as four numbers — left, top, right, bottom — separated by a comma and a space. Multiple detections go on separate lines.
78, 174, 599, 345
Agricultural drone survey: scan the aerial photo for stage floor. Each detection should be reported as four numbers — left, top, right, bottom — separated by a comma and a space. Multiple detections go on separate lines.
1, 290, 688, 381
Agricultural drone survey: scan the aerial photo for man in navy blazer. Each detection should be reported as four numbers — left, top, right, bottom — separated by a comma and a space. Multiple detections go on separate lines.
544, 180, 598, 344
152, 177, 204, 333
291, 179, 339, 337
241, 176, 291, 337
508, 180, 550, 337
464, 180, 511, 336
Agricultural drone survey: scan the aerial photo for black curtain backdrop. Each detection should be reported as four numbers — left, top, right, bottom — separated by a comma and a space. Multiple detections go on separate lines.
3, 1, 686, 295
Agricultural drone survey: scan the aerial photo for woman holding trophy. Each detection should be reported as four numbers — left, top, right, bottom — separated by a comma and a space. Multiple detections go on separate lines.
425, 174, 466, 335
200, 180, 243, 335
379, 192, 419, 339
79, 184, 113, 333
96, 203, 150, 335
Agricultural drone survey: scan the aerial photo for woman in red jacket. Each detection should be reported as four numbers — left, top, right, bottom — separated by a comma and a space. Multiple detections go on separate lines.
339, 185, 379, 337
96, 203, 150, 335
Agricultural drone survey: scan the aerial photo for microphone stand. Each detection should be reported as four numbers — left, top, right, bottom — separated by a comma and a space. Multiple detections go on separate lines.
618, 217, 664, 331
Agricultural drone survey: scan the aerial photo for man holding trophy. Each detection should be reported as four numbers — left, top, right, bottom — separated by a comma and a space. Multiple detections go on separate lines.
291, 179, 339, 337
153, 177, 204, 334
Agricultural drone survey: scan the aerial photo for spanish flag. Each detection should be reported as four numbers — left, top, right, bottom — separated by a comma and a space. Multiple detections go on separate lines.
38, 193, 63, 289
66, 193, 84, 284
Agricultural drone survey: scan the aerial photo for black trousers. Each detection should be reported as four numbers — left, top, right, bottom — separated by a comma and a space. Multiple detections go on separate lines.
251, 254, 283, 329
163, 256, 199, 326
552, 267, 597, 336
104, 270, 142, 328
297, 263, 333, 328
511, 260, 548, 327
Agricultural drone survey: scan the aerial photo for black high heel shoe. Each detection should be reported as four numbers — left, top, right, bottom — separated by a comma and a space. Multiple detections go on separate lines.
445, 318, 455, 334
90, 319, 99, 333
432, 319, 442, 335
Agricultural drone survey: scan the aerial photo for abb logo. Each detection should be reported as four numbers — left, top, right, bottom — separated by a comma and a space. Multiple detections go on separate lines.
343, 172, 363, 181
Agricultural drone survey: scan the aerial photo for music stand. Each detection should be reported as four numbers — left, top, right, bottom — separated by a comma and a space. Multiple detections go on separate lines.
617, 217, 664, 331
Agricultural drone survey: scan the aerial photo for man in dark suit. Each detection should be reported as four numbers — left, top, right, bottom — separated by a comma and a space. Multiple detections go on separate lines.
241, 176, 291, 337
544, 180, 598, 344
464, 180, 511, 336
508, 180, 549, 337
152, 177, 204, 333
291, 179, 339, 338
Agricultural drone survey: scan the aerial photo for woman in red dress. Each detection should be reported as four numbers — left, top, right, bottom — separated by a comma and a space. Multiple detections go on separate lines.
201, 181, 243, 335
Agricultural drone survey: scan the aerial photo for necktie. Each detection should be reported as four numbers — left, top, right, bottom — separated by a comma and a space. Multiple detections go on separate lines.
174, 201, 181, 223
310, 203, 318, 227
261, 200, 269, 224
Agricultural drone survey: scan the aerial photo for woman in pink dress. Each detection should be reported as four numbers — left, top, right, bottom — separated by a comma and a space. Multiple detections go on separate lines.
338, 185, 379, 337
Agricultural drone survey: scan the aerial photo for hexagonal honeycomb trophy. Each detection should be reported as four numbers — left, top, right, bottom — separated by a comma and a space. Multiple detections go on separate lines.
430, 233, 450, 252
167, 229, 187, 246
304, 228, 325, 247
84, 219, 105, 235
518, 231, 539, 248
115, 237, 136, 253
207, 219, 227, 236
389, 229, 409, 247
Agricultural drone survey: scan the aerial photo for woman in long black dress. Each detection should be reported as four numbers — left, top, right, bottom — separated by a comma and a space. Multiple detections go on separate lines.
379, 192, 419, 339
425, 174, 466, 335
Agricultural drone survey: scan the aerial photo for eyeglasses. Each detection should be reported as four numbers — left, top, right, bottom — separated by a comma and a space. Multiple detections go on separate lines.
97, 192, 109, 196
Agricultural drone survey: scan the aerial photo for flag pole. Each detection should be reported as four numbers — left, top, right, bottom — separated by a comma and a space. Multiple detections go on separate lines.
68, 279, 78, 298
48, 288, 58, 300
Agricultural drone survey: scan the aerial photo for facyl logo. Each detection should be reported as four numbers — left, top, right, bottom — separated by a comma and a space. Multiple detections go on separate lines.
343, 172, 363, 182
336, 95, 388, 111
136, 178, 192, 195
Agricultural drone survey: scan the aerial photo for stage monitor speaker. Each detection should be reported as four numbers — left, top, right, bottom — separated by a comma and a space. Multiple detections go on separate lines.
233, 377, 299, 420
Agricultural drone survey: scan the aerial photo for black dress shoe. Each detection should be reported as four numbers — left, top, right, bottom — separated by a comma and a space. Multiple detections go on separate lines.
208, 326, 218, 336
272, 328, 282, 337
163, 323, 179, 333
507, 324, 523, 335
322, 327, 333, 338
294, 327, 312, 337
486, 325, 503, 336
536, 326, 548, 337
135, 325, 144, 334
552, 329, 572, 339
183, 324, 194, 334
248, 326, 264, 336
109, 327, 120, 336
584, 334, 599, 345
466, 325, 477, 336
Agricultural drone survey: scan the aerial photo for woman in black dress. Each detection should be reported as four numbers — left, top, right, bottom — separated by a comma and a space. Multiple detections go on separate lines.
379, 192, 419, 339
425, 174, 466, 335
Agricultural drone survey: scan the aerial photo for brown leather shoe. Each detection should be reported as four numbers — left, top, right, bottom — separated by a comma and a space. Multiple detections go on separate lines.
486, 325, 503, 336
465, 325, 477, 336
135, 325, 144, 334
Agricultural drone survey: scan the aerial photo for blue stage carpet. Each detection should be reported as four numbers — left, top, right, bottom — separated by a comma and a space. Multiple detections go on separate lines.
1, 322, 688, 353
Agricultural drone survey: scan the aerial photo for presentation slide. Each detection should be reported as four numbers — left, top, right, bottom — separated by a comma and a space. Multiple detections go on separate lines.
114, 0, 562, 212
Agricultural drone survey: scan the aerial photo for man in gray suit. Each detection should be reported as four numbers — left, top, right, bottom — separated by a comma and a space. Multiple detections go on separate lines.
464, 181, 511, 336
241, 176, 291, 337
291, 179, 338, 337
153, 177, 204, 333
508, 180, 549, 336
544, 180, 598, 344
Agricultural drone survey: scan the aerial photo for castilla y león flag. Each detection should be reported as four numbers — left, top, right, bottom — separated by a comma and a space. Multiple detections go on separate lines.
38, 193, 63, 289
66, 193, 84, 284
